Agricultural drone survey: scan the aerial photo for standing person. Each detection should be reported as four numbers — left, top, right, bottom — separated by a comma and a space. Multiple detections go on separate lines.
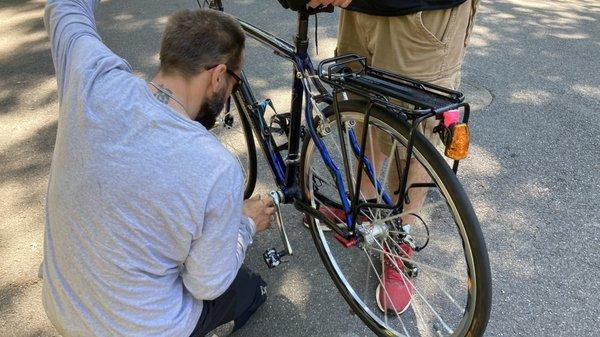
42, 1, 274, 336
308, 0, 480, 315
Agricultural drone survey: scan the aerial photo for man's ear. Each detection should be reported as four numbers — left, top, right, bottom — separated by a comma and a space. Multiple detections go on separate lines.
208, 64, 227, 94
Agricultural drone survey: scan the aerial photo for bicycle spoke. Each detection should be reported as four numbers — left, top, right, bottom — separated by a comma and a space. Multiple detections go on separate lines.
361, 246, 410, 336
380, 238, 454, 334
381, 250, 388, 326
375, 138, 398, 219
314, 127, 460, 333
342, 123, 377, 221
363, 253, 372, 314
388, 236, 465, 282
313, 195, 345, 225
309, 164, 374, 227
368, 125, 380, 206
422, 271, 466, 314
302, 107, 488, 336
365, 245, 464, 283
310, 167, 339, 190
381, 239, 437, 337
379, 138, 398, 193
367, 234, 454, 334
330, 124, 377, 221
385, 234, 468, 315
364, 225, 416, 336
386, 230, 430, 241
308, 167, 326, 231
377, 201, 446, 225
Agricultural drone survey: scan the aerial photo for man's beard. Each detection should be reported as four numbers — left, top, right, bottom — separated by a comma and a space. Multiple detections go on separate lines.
195, 89, 228, 129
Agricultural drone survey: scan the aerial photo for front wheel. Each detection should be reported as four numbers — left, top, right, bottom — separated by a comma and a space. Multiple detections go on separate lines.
300, 100, 491, 337
211, 95, 257, 199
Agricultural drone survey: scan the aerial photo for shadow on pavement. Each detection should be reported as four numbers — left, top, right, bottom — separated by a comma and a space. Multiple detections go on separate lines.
456, 1, 599, 336
1, 0, 598, 336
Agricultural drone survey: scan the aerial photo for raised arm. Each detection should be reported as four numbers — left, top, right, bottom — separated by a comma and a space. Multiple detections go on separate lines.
44, 0, 129, 98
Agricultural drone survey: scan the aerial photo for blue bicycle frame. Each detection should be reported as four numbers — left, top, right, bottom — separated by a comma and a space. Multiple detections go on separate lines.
228, 11, 395, 233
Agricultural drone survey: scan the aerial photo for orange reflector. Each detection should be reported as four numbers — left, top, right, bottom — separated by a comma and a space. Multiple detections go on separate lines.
444, 123, 469, 160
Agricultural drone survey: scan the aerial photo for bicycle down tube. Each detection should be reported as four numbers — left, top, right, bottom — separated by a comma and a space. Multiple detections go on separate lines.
212, 5, 398, 232
229, 16, 336, 197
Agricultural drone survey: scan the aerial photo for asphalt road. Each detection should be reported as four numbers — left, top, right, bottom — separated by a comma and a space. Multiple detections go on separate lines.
1, 0, 599, 336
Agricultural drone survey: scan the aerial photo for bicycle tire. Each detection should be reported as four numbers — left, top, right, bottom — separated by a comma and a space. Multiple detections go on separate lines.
299, 100, 491, 337
238, 103, 257, 199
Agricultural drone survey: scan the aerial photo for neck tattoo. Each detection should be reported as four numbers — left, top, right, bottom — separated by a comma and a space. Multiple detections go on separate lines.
149, 81, 187, 113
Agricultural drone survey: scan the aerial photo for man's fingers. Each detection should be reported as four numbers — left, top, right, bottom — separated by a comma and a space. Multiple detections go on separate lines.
308, 0, 349, 8
338, 0, 352, 8
307, 0, 324, 8
308, 0, 334, 8
262, 194, 274, 206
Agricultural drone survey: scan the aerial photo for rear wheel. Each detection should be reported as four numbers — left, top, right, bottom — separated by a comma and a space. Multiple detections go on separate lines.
300, 100, 491, 337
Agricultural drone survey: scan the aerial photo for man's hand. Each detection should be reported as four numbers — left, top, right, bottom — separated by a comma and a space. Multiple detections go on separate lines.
243, 195, 276, 233
307, 0, 352, 9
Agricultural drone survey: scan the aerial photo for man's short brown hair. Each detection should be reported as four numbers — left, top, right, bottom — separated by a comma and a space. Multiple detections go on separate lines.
159, 9, 245, 78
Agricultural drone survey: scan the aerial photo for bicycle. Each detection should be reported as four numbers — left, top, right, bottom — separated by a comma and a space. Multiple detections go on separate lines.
203, 1, 492, 336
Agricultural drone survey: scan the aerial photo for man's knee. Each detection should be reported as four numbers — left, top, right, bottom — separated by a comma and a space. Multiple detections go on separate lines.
231, 268, 267, 331
245, 270, 268, 313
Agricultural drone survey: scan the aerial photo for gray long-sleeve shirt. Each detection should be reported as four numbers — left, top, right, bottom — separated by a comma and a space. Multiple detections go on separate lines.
41, 1, 255, 336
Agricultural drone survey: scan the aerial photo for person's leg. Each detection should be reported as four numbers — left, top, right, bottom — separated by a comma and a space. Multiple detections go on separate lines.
366, 0, 479, 223
189, 265, 267, 337
338, 1, 480, 313
336, 10, 387, 202
336, 9, 372, 63
336, 1, 480, 218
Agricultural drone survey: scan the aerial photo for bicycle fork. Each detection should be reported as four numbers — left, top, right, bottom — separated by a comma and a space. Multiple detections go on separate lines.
262, 190, 294, 268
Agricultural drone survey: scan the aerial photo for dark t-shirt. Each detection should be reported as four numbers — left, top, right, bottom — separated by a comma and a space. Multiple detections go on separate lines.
347, 0, 467, 16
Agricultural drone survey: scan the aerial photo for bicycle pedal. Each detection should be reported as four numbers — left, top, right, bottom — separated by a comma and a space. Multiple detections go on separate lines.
269, 113, 291, 136
275, 143, 289, 152
263, 248, 288, 269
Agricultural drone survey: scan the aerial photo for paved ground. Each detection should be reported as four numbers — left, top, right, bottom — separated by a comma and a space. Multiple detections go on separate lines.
1, 0, 599, 336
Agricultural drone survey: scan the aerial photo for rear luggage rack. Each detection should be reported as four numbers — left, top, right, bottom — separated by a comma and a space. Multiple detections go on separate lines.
317, 54, 472, 175
318, 54, 467, 117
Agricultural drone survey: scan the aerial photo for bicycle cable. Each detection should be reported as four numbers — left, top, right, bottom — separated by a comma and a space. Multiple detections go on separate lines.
314, 13, 319, 55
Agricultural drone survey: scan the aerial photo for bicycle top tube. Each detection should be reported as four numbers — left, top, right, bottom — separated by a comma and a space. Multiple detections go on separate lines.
237, 19, 296, 61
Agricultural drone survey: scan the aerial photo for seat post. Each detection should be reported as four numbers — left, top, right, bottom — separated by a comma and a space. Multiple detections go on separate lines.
294, 11, 310, 57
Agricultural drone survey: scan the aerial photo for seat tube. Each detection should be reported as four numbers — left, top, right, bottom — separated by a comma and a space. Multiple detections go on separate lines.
283, 11, 310, 191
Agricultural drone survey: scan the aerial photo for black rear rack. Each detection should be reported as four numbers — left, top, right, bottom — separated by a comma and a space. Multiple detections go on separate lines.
318, 54, 466, 117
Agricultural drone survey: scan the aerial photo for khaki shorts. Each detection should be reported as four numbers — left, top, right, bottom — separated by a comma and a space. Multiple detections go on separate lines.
336, 0, 479, 154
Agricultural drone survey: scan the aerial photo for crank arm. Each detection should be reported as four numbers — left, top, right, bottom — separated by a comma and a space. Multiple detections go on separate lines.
269, 190, 293, 256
